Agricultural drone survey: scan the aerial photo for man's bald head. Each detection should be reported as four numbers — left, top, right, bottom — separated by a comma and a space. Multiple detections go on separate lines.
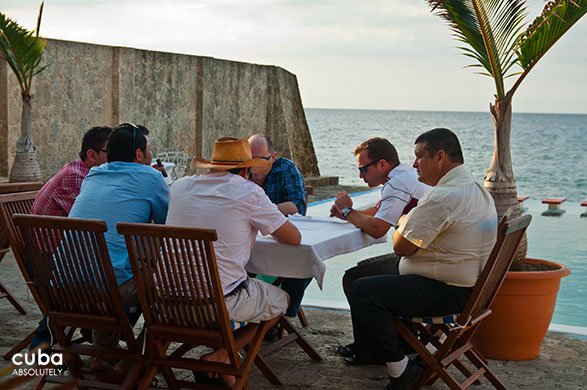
248, 134, 277, 184
248, 134, 274, 156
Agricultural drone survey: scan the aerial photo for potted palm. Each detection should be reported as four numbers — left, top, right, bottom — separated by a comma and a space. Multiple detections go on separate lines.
0, 2, 47, 182
427, 0, 583, 360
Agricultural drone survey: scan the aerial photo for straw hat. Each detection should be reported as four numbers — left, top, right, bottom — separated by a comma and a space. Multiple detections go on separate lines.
194, 137, 271, 171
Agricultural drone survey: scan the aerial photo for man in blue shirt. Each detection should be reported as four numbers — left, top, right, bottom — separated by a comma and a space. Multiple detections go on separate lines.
248, 134, 310, 324
69, 123, 169, 362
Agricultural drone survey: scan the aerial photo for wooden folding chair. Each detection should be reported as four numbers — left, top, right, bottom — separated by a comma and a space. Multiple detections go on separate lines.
13, 214, 143, 389
0, 182, 44, 194
0, 191, 39, 336
393, 213, 532, 389
117, 222, 281, 390
0, 187, 42, 315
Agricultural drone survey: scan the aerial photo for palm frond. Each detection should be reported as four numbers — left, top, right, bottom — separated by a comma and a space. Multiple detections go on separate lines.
428, 0, 527, 98
0, 8, 47, 95
518, 0, 587, 70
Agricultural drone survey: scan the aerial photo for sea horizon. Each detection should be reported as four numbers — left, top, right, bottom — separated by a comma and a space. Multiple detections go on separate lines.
305, 107, 587, 116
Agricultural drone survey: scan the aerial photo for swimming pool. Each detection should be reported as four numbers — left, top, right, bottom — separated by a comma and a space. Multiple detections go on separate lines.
303, 191, 587, 331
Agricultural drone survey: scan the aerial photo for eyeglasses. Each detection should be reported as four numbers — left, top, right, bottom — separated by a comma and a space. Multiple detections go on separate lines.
97, 148, 107, 153
259, 155, 272, 160
358, 160, 378, 175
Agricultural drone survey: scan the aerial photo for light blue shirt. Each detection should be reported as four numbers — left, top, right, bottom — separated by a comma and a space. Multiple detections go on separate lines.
69, 162, 169, 285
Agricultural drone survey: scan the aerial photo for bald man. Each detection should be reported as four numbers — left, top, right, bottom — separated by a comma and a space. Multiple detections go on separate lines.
248, 134, 307, 216
247, 134, 310, 334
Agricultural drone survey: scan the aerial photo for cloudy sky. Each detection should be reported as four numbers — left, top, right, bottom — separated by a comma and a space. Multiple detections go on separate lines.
3, 0, 586, 113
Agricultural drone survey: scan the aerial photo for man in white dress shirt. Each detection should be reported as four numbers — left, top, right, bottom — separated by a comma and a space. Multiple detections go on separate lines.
331, 137, 429, 363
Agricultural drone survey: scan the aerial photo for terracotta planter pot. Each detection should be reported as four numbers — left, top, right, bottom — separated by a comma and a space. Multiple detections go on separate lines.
471, 258, 571, 360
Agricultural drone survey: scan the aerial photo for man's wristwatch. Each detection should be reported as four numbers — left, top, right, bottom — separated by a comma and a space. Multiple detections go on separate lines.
341, 207, 353, 219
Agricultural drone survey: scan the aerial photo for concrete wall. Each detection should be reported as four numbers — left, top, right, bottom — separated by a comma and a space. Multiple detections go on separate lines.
0, 38, 319, 179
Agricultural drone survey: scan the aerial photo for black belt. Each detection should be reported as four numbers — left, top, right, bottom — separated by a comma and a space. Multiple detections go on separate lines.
224, 280, 248, 298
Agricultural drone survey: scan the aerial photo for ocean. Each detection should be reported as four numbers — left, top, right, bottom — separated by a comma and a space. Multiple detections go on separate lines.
305, 108, 587, 202
303, 108, 587, 329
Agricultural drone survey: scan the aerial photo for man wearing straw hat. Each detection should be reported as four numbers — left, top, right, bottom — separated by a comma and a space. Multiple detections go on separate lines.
166, 137, 301, 386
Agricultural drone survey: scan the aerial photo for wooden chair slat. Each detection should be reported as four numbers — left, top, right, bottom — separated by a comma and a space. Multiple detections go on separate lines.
0, 182, 44, 194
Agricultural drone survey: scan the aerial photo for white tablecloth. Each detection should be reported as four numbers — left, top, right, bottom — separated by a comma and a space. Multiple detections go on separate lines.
246, 216, 386, 289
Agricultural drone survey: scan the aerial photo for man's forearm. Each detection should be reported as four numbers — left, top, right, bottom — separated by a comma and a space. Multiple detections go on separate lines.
346, 209, 391, 239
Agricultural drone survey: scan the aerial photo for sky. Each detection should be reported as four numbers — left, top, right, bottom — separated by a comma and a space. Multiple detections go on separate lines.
2, 0, 586, 114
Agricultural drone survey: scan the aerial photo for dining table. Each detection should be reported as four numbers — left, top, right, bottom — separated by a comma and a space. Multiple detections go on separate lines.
246, 214, 386, 289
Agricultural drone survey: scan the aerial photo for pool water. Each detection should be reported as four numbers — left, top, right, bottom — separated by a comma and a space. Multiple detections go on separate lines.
303, 192, 587, 329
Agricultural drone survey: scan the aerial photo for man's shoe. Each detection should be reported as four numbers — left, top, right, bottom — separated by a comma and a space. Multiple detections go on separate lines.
336, 342, 355, 358
409, 354, 425, 368
385, 360, 423, 390
263, 325, 280, 342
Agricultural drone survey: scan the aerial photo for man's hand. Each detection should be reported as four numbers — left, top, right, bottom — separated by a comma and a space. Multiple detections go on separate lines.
329, 204, 344, 219
277, 201, 298, 216
151, 159, 168, 178
334, 191, 353, 212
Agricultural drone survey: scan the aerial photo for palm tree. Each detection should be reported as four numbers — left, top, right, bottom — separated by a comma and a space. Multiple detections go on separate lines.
427, 0, 586, 260
0, 3, 47, 182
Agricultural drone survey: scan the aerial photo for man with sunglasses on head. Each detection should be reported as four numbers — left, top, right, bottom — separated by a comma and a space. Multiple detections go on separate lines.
69, 123, 169, 372
331, 137, 429, 364
247, 134, 310, 336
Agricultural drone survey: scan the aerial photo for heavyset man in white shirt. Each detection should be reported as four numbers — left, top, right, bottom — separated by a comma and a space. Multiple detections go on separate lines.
165, 137, 301, 387
349, 128, 498, 390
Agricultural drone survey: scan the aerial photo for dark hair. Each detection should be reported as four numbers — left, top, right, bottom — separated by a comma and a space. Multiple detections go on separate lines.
107, 123, 149, 163
415, 128, 464, 164
79, 126, 112, 161
353, 137, 399, 167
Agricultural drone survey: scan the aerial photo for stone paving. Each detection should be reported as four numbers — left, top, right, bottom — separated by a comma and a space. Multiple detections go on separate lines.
1, 184, 586, 388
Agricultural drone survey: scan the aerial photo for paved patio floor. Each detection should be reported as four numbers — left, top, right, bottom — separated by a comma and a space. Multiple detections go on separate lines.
1, 251, 586, 390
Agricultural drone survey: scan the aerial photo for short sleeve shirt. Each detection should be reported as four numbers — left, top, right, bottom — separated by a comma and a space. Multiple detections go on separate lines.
166, 172, 288, 295
262, 157, 307, 215
374, 163, 430, 227
32, 159, 89, 216
69, 162, 169, 285
397, 165, 498, 287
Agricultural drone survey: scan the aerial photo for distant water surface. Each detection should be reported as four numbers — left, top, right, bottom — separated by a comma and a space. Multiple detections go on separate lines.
305, 108, 587, 202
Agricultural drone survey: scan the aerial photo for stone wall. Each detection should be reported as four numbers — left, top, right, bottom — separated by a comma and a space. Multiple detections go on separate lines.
0, 38, 320, 179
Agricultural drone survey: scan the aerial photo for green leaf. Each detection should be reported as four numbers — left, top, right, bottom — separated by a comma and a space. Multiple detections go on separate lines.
518, 0, 587, 70
427, 0, 527, 98
0, 5, 47, 96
